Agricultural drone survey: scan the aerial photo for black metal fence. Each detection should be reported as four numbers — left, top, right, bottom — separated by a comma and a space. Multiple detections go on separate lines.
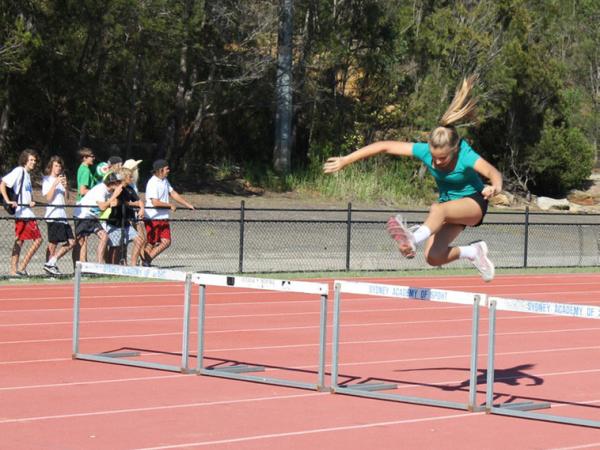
1, 201, 599, 277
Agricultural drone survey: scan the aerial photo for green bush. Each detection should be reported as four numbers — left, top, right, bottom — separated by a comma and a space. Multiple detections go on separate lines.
527, 125, 594, 196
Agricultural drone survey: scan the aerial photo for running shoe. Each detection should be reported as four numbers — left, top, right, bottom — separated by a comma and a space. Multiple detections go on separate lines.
386, 214, 417, 258
16, 270, 29, 277
469, 241, 495, 282
43, 263, 61, 276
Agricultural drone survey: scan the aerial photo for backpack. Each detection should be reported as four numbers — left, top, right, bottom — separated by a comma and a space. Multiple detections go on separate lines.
1, 169, 26, 215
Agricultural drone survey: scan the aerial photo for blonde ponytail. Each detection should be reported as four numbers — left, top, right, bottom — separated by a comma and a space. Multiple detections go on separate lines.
430, 75, 478, 150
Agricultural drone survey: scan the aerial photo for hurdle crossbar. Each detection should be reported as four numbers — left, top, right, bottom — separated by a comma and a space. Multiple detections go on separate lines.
486, 296, 600, 428
192, 273, 329, 391
73, 262, 194, 373
331, 280, 485, 411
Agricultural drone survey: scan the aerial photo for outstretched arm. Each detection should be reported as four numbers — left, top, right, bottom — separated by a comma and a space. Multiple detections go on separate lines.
474, 158, 503, 199
323, 141, 414, 174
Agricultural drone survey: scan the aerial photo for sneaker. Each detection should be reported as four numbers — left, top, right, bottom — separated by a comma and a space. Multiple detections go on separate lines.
16, 270, 29, 277
141, 254, 152, 267
386, 214, 417, 259
470, 241, 495, 282
43, 263, 61, 276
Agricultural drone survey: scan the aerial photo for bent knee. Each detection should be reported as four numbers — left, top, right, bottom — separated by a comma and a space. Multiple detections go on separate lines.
425, 252, 446, 267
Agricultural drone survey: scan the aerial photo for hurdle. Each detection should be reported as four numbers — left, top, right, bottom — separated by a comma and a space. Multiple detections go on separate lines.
486, 296, 600, 428
331, 280, 485, 411
73, 262, 194, 373
193, 273, 329, 391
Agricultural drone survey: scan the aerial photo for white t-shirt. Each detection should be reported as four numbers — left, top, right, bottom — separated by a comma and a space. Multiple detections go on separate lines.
73, 183, 110, 219
144, 175, 173, 220
42, 176, 68, 221
2, 166, 35, 219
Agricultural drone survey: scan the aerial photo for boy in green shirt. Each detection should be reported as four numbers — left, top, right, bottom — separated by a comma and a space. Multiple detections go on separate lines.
74, 147, 100, 263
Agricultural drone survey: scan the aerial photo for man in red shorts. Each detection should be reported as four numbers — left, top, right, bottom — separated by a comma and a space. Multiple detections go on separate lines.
0, 149, 43, 276
142, 159, 194, 266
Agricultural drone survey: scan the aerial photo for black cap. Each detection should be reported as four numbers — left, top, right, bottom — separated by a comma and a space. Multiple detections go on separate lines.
104, 172, 123, 185
108, 156, 123, 166
152, 159, 169, 172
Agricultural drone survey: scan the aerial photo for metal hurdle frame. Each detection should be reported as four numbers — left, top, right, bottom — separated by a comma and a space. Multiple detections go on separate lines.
331, 280, 485, 411
486, 296, 600, 428
73, 262, 195, 373
193, 273, 329, 391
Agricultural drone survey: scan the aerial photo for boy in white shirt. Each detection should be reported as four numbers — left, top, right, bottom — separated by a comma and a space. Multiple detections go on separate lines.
142, 159, 194, 266
73, 172, 123, 264
42, 156, 75, 275
0, 149, 42, 277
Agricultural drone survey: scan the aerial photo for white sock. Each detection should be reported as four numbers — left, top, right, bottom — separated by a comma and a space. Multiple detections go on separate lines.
459, 245, 477, 260
48, 257, 58, 266
412, 225, 431, 245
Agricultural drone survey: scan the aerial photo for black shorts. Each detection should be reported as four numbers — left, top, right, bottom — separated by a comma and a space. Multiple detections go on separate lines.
465, 192, 488, 227
46, 221, 75, 244
75, 218, 103, 237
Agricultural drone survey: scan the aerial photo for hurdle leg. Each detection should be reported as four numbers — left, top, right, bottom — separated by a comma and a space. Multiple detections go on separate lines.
317, 293, 328, 391
196, 284, 207, 373
485, 299, 497, 412
72, 263, 82, 357
468, 295, 483, 411
331, 283, 342, 390
180, 274, 193, 373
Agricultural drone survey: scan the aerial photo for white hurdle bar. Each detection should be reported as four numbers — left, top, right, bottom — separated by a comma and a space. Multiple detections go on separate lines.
331, 280, 485, 411
192, 273, 329, 391
73, 262, 194, 373
486, 296, 600, 428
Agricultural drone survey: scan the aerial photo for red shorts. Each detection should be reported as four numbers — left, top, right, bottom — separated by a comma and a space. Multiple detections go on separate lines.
144, 220, 171, 245
15, 220, 42, 241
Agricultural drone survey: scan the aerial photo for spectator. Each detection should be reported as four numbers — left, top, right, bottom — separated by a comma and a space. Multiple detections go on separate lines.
42, 156, 75, 275
142, 159, 194, 267
73, 172, 123, 264
105, 168, 145, 265
74, 147, 99, 263
123, 159, 146, 264
0, 149, 43, 277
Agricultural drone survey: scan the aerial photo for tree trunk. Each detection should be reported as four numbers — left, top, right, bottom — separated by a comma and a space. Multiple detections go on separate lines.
273, 0, 294, 175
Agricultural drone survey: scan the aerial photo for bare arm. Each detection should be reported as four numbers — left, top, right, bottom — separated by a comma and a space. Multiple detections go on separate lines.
170, 191, 195, 210
323, 141, 414, 174
474, 158, 503, 199
0, 181, 16, 207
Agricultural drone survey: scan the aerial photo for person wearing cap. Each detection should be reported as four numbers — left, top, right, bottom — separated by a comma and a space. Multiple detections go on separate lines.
106, 156, 123, 177
142, 159, 194, 266
104, 168, 145, 265
73, 172, 124, 264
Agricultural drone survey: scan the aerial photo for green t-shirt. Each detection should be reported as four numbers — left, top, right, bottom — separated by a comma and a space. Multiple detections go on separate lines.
412, 139, 484, 202
76, 164, 99, 201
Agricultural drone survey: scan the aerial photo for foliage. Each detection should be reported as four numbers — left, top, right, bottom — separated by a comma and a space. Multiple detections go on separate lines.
0, 0, 597, 200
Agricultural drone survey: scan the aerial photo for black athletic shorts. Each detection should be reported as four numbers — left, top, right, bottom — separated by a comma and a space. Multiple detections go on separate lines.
75, 218, 103, 237
47, 221, 75, 244
465, 192, 488, 227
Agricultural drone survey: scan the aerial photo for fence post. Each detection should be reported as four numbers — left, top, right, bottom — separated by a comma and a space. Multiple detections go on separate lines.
523, 206, 529, 268
345, 202, 352, 271
238, 200, 245, 273
119, 202, 127, 265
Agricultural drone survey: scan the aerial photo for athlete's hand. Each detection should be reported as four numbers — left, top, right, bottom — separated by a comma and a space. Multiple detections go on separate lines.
323, 157, 347, 174
481, 185, 500, 200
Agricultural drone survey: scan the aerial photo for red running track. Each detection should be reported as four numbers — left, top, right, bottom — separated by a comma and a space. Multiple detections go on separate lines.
1, 273, 599, 449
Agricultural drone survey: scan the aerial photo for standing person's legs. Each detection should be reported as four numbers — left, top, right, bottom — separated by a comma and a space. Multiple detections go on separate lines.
143, 220, 171, 265
10, 240, 23, 275
13, 220, 42, 274
95, 229, 109, 263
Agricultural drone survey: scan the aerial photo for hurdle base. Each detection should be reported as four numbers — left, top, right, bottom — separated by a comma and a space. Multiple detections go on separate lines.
97, 351, 141, 358
492, 401, 551, 412
208, 365, 265, 374
339, 382, 398, 392
74, 353, 188, 373
488, 406, 600, 429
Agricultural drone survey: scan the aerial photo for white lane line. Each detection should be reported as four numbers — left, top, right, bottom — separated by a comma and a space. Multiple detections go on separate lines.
0, 392, 327, 424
